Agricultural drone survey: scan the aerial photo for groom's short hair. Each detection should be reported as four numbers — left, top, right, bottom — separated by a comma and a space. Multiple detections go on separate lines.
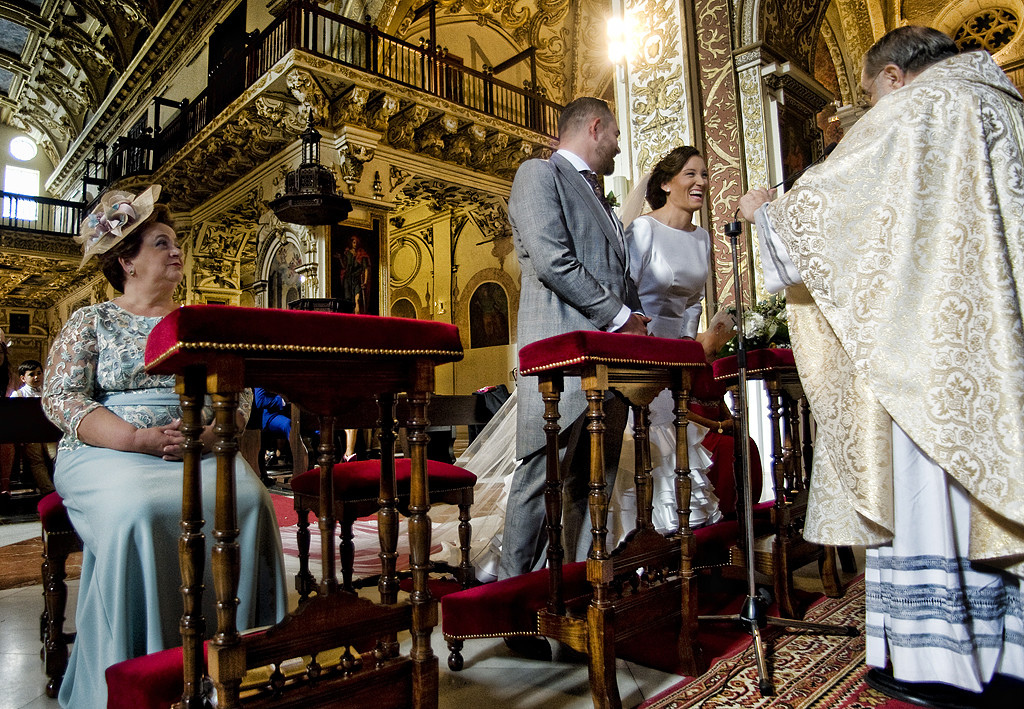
557, 97, 613, 140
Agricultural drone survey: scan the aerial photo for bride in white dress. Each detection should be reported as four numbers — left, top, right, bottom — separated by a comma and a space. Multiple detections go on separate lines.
432, 147, 735, 580
611, 146, 735, 539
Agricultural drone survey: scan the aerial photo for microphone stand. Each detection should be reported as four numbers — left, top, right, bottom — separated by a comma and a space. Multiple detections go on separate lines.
698, 218, 857, 696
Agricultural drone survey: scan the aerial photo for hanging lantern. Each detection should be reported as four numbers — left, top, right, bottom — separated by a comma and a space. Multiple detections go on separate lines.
270, 116, 352, 225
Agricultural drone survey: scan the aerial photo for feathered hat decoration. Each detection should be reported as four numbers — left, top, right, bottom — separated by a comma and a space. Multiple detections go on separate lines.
76, 185, 161, 267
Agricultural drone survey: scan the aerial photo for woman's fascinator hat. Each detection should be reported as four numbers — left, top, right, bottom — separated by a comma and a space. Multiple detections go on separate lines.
76, 185, 162, 267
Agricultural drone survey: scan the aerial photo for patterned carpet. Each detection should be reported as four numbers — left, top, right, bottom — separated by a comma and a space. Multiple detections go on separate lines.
641, 577, 917, 709
0, 536, 82, 590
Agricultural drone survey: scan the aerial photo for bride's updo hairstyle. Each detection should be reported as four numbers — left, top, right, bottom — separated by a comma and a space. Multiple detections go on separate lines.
646, 146, 702, 209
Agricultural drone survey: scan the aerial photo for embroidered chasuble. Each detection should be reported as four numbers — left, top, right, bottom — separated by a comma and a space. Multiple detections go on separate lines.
763, 51, 1024, 576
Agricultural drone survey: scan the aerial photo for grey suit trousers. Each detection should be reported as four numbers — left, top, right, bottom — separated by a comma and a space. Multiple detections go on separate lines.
497, 393, 628, 580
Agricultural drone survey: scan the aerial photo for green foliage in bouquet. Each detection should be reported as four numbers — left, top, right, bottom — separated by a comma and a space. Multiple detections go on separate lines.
715, 292, 790, 358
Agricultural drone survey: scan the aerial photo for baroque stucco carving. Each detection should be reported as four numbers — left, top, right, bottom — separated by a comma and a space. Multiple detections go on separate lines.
625, 0, 692, 178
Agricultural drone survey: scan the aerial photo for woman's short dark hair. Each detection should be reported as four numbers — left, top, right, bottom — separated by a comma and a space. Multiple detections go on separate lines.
99, 203, 175, 292
646, 146, 702, 210
864, 26, 958, 78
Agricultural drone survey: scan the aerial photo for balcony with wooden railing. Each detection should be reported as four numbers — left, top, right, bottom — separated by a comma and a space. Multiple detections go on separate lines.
0, 192, 85, 239
104, 0, 561, 191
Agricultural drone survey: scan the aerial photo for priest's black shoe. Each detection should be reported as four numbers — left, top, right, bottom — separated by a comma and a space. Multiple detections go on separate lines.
865, 668, 983, 709
503, 635, 552, 661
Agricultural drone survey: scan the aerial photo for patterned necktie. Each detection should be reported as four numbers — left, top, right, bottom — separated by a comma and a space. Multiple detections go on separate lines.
581, 170, 611, 212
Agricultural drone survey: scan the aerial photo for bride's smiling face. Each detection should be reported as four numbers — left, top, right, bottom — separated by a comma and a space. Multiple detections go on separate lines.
662, 155, 708, 212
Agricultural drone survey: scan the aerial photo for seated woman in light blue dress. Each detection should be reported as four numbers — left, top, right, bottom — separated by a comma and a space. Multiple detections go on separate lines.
43, 185, 288, 709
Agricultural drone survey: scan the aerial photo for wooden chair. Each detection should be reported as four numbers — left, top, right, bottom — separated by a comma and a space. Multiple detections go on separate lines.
105, 305, 463, 709
290, 394, 489, 596
519, 330, 709, 709
711, 348, 843, 619
0, 397, 73, 698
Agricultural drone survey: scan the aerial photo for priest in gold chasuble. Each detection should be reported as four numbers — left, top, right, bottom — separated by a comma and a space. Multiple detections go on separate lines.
740, 26, 1024, 702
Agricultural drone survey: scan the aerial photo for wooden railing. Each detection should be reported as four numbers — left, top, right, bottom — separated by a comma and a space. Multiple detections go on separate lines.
0, 191, 86, 237
106, 0, 560, 183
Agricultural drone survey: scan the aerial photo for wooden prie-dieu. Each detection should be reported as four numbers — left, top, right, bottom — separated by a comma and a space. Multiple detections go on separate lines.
142, 305, 463, 709
517, 330, 709, 709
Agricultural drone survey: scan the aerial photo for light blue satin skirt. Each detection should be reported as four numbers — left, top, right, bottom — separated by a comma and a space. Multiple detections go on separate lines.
55, 446, 287, 709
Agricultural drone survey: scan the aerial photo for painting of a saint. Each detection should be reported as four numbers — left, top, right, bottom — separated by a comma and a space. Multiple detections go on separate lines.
331, 223, 379, 314
469, 282, 509, 348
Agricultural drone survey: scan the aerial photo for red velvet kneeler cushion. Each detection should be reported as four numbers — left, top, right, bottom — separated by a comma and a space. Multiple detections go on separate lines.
38, 491, 73, 533
144, 305, 463, 374
711, 347, 796, 381
291, 457, 477, 502
440, 520, 759, 642
441, 562, 590, 640
518, 330, 706, 376
105, 642, 210, 709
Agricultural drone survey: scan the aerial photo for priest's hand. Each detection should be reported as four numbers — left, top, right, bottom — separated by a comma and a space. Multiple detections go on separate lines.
738, 188, 776, 222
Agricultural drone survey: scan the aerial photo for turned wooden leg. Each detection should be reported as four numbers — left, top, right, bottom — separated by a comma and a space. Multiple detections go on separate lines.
456, 501, 474, 588
294, 499, 316, 602
540, 376, 565, 616
41, 530, 73, 698
339, 518, 356, 592
446, 639, 465, 671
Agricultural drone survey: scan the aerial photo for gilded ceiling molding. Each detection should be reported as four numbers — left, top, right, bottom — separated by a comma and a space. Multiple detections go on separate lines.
820, 12, 854, 106
863, 0, 886, 41
286, 69, 329, 126
832, 0, 874, 69
624, 0, 692, 179
758, 0, 830, 72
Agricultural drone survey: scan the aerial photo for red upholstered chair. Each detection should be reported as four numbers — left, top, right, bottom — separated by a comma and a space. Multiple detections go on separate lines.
106, 305, 463, 709
38, 492, 82, 697
712, 348, 844, 619
289, 395, 482, 596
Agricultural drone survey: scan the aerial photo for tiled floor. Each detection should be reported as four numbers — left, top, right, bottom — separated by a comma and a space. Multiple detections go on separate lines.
0, 519, 683, 709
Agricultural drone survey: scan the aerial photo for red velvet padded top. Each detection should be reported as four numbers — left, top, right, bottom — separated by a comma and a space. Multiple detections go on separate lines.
518, 330, 706, 376
711, 348, 796, 381
144, 305, 463, 373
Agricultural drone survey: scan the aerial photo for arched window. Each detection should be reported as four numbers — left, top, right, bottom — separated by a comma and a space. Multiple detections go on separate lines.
268, 242, 302, 309
469, 282, 509, 348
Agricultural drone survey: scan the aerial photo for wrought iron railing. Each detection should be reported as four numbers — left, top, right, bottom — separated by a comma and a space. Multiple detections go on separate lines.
0, 191, 86, 237
106, 0, 560, 183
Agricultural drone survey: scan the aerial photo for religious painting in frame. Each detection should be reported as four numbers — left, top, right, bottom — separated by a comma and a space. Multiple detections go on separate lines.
330, 219, 380, 315
777, 99, 820, 186
469, 282, 510, 349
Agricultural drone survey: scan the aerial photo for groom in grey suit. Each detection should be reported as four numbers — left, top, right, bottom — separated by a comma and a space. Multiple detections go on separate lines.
499, 97, 648, 587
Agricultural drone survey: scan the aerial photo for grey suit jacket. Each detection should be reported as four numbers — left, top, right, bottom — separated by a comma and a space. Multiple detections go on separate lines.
511, 152, 641, 458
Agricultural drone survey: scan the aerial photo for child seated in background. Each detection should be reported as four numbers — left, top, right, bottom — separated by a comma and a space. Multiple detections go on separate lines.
10, 359, 55, 494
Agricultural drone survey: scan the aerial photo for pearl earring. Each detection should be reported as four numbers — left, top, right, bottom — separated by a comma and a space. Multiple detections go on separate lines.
129, 267, 136, 277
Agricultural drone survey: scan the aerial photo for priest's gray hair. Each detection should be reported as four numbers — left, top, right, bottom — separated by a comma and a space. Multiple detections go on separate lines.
864, 26, 958, 77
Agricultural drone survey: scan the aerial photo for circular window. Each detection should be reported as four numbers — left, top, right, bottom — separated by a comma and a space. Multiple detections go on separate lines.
954, 9, 1019, 52
9, 136, 37, 161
